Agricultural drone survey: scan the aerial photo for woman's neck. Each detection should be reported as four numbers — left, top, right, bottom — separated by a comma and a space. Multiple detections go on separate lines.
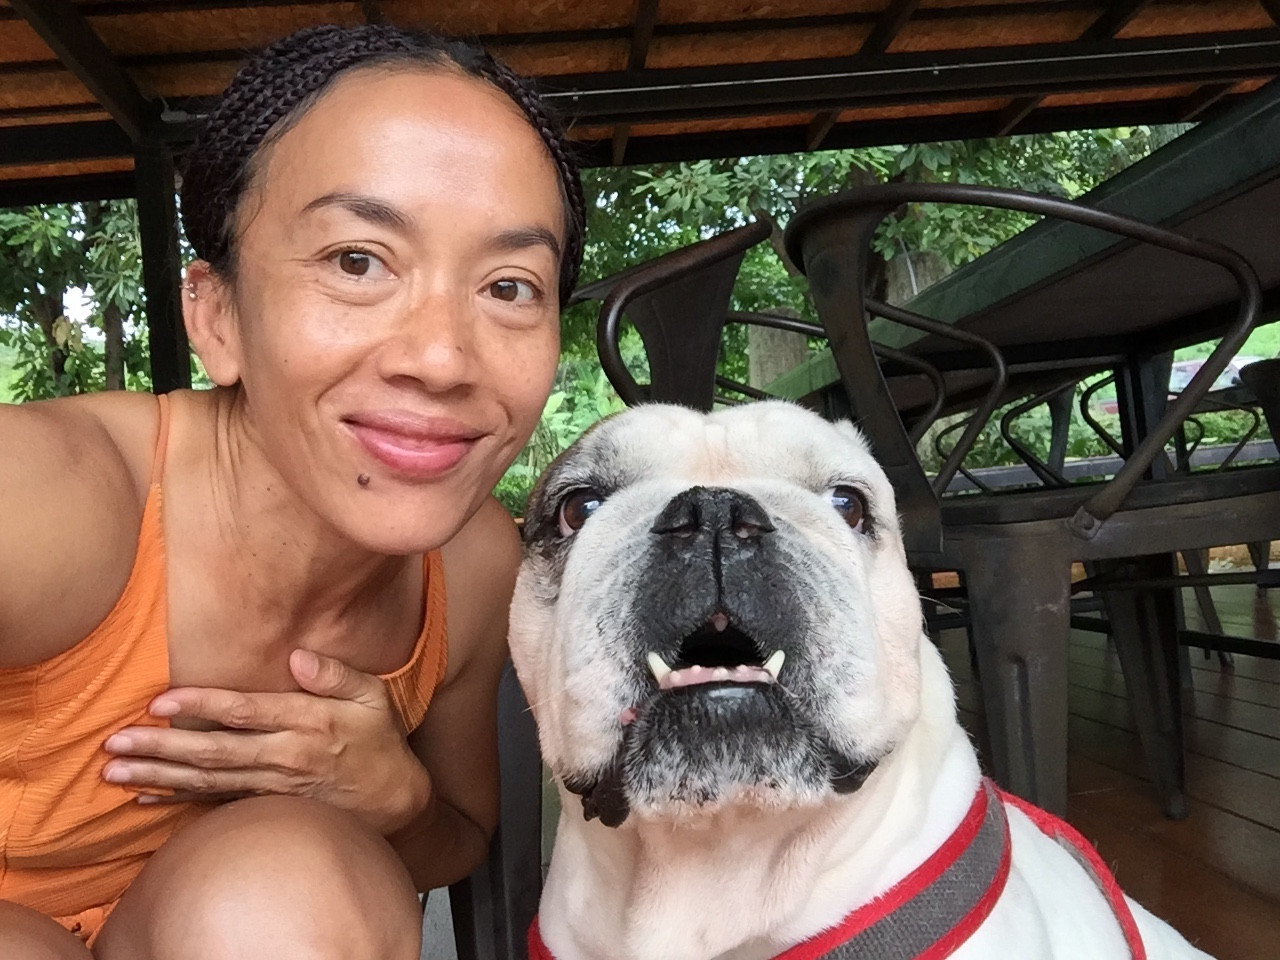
167, 388, 422, 674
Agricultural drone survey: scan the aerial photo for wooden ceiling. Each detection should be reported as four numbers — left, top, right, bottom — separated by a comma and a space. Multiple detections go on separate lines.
4, 1, 1280, 205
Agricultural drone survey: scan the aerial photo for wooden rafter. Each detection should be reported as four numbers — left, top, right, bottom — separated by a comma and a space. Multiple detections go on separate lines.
8, 0, 157, 142
1178, 81, 1237, 122
996, 0, 1152, 137
807, 0, 921, 151
612, 0, 661, 165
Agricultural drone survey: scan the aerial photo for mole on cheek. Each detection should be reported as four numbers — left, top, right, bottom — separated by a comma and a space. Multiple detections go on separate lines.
358, 473, 371, 487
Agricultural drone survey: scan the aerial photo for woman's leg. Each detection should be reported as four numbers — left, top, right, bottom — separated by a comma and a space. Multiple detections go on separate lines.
0, 901, 94, 960
94, 796, 422, 960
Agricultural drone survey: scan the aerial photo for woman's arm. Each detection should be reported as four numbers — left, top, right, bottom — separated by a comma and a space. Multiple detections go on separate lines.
0, 395, 152, 667
390, 495, 521, 889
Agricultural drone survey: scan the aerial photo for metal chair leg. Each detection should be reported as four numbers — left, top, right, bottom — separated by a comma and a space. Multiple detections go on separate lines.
1180, 547, 1233, 667
448, 664, 543, 960
1248, 540, 1271, 594
1097, 555, 1189, 820
959, 535, 1072, 815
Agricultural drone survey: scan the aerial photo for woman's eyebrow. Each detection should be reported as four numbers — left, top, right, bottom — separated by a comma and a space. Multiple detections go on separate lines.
300, 192, 412, 232
299, 194, 560, 260
489, 226, 562, 261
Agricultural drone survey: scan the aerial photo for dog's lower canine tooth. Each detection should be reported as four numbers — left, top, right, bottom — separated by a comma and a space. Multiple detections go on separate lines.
763, 650, 786, 680
647, 652, 672, 684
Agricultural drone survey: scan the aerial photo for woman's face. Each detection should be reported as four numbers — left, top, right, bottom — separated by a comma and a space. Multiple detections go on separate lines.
196, 67, 564, 553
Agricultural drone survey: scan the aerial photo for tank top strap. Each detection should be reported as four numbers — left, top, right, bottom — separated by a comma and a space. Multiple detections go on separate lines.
148, 393, 172, 488
379, 550, 449, 734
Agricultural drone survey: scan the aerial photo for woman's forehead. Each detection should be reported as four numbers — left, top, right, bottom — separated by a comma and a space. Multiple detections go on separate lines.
249, 67, 563, 230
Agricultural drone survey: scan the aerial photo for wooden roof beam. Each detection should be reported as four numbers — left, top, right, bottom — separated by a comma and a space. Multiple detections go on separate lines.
612, 0, 661, 166
8, 0, 157, 143
629, 0, 660, 71
545, 33, 1280, 126
1178, 81, 1236, 122
1083, 0, 1152, 43
807, 0, 921, 151
862, 0, 922, 56
996, 0, 1152, 137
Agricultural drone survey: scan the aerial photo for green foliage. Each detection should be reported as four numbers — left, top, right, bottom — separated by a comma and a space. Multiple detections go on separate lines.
492, 338, 643, 516
0, 200, 154, 400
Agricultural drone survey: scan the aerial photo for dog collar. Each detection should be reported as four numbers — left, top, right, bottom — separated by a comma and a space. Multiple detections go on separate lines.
528, 779, 1145, 960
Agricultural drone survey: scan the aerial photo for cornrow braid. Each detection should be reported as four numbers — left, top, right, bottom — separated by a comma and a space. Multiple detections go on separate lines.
180, 23, 585, 302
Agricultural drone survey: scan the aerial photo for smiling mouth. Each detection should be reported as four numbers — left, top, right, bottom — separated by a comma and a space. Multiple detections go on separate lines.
343, 417, 483, 479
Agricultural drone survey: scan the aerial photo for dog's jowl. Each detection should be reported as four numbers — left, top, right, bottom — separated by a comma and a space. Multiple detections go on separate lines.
510, 401, 1213, 960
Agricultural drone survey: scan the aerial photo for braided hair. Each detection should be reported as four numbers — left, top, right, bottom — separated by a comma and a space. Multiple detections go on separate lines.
180, 23, 585, 302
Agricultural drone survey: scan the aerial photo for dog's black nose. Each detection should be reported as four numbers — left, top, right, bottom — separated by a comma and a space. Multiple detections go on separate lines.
651, 487, 775, 542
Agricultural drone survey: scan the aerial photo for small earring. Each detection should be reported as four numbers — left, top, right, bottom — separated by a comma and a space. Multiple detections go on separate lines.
184, 282, 198, 300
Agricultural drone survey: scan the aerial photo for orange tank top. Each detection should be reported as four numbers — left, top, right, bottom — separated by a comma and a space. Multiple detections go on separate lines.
0, 394, 449, 917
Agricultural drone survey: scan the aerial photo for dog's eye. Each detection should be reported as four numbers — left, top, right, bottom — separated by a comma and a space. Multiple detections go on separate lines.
828, 485, 867, 532
558, 489, 604, 536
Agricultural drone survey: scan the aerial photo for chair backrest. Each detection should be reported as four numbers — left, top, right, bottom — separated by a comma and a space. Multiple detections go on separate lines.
783, 183, 1262, 551
573, 220, 773, 411
1241, 357, 1280, 440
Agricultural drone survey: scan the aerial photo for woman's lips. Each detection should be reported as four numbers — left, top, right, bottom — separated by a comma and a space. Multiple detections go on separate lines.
343, 413, 484, 479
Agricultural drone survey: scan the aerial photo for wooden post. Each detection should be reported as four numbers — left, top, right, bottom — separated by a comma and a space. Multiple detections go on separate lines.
135, 143, 190, 393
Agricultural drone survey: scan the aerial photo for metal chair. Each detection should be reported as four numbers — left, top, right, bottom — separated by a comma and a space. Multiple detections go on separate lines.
784, 182, 1278, 818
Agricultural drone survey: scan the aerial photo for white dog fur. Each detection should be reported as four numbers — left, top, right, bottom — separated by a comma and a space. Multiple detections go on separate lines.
508, 401, 1213, 960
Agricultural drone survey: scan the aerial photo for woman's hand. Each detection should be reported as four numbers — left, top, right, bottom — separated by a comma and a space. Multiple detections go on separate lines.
101, 649, 433, 836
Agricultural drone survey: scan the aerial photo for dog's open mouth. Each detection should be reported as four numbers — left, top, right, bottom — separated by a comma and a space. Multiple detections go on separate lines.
645, 614, 784, 692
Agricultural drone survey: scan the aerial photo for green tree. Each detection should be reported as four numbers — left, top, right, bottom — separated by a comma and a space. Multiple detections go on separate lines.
0, 200, 153, 400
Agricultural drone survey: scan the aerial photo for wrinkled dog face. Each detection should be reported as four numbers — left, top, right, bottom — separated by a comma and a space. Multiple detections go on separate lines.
509, 402, 925, 827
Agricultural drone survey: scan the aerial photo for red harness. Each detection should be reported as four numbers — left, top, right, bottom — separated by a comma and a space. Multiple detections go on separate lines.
528, 779, 1147, 960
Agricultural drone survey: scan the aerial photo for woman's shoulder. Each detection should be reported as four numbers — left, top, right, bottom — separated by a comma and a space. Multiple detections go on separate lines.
0, 390, 164, 668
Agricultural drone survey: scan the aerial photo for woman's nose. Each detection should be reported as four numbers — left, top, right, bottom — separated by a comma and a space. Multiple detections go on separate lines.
375, 289, 477, 391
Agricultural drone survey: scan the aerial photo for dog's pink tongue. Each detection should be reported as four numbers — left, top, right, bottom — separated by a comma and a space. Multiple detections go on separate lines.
659, 664, 773, 690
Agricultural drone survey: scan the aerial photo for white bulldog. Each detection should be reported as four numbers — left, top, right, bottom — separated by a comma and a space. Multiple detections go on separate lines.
508, 401, 1212, 960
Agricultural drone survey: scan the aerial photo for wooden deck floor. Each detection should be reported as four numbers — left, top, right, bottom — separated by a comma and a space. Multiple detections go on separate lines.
937, 582, 1280, 960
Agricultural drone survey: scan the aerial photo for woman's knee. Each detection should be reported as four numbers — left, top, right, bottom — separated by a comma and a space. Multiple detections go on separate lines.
96, 797, 421, 960
0, 901, 93, 960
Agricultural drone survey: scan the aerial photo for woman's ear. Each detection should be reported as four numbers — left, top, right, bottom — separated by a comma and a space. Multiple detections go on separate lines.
183, 261, 243, 386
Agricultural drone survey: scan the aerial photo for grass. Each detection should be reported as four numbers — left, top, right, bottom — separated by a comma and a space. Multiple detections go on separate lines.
0, 343, 17, 403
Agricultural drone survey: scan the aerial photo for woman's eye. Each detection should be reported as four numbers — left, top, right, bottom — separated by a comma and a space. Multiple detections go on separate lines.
558, 488, 604, 537
333, 250, 388, 279
488, 279, 537, 303
828, 485, 868, 533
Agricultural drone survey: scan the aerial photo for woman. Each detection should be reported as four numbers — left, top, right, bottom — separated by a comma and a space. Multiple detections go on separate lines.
0, 23, 583, 959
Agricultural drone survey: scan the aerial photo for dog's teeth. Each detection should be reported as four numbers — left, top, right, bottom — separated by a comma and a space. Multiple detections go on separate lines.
712, 667, 731, 681
763, 650, 786, 680
710, 612, 729, 632
647, 652, 672, 685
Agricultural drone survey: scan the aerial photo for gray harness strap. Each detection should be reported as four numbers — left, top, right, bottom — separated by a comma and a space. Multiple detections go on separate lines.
798, 781, 1009, 960
528, 781, 1012, 960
